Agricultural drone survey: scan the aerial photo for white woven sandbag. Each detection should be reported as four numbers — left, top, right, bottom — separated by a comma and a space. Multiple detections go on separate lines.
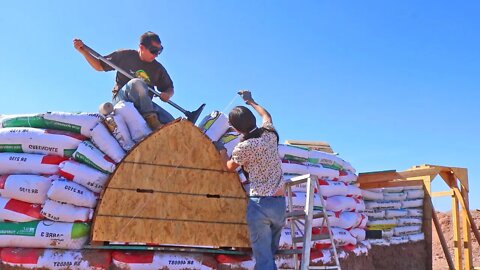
73, 141, 116, 174
104, 114, 135, 151
403, 185, 423, 190
350, 228, 366, 242
317, 180, 348, 197
407, 208, 423, 217
393, 225, 422, 236
47, 179, 97, 208
363, 209, 386, 219
197, 111, 230, 142
112, 251, 216, 270
41, 199, 93, 222
365, 200, 402, 210
219, 128, 242, 157
408, 232, 425, 242
397, 217, 422, 226
390, 236, 409, 245
0, 197, 42, 222
293, 210, 339, 229
0, 175, 52, 204
336, 212, 368, 229
361, 189, 384, 200
307, 150, 341, 169
385, 209, 408, 218
401, 199, 423, 208
406, 189, 424, 199
382, 187, 404, 193
0, 128, 85, 157
0, 248, 112, 270
338, 170, 358, 183
368, 239, 390, 246
42, 112, 104, 137
281, 162, 308, 175
382, 229, 394, 238
383, 192, 407, 201
340, 159, 356, 174
0, 153, 65, 175
215, 255, 255, 270
114, 101, 152, 142
278, 144, 309, 162
279, 227, 304, 249
58, 160, 109, 193
0, 220, 90, 249
307, 164, 340, 180
90, 123, 126, 163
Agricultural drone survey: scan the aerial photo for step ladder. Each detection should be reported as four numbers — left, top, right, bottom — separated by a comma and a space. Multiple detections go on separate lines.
285, 174, 341, 270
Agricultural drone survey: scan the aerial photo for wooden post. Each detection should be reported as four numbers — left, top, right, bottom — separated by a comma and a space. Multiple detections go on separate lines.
432, 207, 455, 270
423, 175, 433, 270
450, 179, 463, 270
460, 179, 473, 270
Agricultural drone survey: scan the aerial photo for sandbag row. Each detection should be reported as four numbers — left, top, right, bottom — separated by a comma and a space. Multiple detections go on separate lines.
362, 186, 425, 246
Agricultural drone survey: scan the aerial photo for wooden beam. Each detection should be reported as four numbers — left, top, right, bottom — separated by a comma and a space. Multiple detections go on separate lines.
460, 184, 473, 270
451, 182, 463, 270
432, 207, 455, 270
423, 175, 433, 270
452, 187, 480, 249
359, 179, 424, 189
357, 168, 439, 184
431, 190, 453, 198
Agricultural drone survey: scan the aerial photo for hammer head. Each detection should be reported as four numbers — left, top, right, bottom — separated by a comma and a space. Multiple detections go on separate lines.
186, 103, 206, 124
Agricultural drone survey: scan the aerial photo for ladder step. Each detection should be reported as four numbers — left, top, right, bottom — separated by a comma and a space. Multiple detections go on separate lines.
292, 234, 330, 243
309, 266, 341, 269
285, 210, 324, 219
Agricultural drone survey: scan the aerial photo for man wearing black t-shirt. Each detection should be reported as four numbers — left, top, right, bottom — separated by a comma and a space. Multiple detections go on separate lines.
73, 31, 173, 130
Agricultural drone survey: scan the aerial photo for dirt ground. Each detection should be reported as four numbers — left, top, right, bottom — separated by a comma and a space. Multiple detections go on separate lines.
432, 210, 480, 270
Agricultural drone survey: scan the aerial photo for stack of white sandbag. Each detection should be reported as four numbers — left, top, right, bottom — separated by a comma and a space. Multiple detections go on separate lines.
0, 103, 153, 268
362, 185, 425, 246
278, 144, 369, 264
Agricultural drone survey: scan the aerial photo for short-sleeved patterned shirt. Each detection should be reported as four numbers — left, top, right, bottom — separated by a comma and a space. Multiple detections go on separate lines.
232, 122, 284, 196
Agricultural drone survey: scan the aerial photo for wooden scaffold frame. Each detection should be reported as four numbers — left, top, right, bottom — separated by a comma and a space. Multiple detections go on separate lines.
357, 164, 480, 270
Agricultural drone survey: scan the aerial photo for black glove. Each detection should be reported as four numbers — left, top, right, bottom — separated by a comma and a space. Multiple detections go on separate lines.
237, 90, 254, 104
213, 141, 226, 152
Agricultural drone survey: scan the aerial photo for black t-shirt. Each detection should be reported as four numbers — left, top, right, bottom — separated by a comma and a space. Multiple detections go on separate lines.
100, 49, 173, 97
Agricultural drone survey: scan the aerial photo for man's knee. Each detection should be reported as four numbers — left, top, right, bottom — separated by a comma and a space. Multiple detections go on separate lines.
127, 78, 149, 96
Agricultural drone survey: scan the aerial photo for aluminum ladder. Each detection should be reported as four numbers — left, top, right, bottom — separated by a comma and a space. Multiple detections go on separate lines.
285, 174, 342, 270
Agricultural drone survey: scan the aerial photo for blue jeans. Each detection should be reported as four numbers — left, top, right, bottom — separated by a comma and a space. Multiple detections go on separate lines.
247, 196, 286, 270
113, 78, 175, 124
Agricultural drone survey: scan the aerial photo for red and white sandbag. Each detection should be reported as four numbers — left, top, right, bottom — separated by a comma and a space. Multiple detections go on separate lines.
325, 196, 364, 212
47, 179, 98, 208
0, 153, 66, 175
338, 170, 358, 183
197, 111, 230, 142
73, 141, 116, 174
215, 254, 255, 270
0, 128, 86, 157
313, 227, 357, 248
317, 180, 348, 197
0, 197, 42, 222
278, 144, 309, 162
90, 123, 126, 163
41, 199, 93, 222
0, 248, 111, 270
0, 220, 90, 249
349, 228, 366, 242
346, 184, 362, 198
287, 192, 322, 209
335, 212, 368, 229
58, 160, 109, 193
104, 114, 135, 151
42, 112, 104, 137
114, 101, 152, 142
0, 175, 52, 204
112, 251, 216, 270
219, 128, 242, 157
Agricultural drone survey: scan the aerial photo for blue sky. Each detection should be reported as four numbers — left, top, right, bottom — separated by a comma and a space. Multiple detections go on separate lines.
0, 1, 478, 211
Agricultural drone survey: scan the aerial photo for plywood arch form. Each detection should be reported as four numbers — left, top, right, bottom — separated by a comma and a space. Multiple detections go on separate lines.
91, 119, 250, 247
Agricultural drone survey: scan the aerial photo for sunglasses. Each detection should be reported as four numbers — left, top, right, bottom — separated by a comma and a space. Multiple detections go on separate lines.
143, 43, 163, 55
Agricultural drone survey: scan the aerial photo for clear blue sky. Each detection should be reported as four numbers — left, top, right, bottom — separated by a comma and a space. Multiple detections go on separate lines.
0, 1, 478, 211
